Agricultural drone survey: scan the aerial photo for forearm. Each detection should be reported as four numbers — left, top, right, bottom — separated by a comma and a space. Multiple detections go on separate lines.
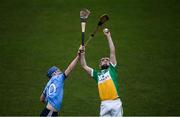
68, 56, 79, 71
107, 35, 115, 54
80, 53, 92, 75
106, 34, 117, 65
65, 55, 79, 76
80, 53, 87, 68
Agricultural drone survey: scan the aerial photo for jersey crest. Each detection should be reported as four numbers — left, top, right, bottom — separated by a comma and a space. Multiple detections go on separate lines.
48, 83, 56, 95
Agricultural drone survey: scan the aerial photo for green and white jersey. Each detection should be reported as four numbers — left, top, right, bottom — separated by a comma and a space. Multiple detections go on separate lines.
91, 63, 120, 101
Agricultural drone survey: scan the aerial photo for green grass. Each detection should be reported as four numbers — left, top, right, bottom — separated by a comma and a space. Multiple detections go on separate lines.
0, 0, 180, 116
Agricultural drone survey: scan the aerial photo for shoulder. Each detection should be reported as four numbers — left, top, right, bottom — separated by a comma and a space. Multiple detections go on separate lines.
109, 62, 117, 72
56, 73, 66, 81
90, 69, 100, 82
110, 62, 117, 68
91, 69, 99, 76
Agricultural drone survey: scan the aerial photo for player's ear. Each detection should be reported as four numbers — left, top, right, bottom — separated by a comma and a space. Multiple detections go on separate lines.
99, 62, 102, 69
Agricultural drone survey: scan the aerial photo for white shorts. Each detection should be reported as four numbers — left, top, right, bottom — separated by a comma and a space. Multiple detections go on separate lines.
100, 98, 123, 117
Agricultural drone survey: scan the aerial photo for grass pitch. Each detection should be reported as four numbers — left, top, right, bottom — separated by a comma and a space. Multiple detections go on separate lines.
0, 0, 179, 116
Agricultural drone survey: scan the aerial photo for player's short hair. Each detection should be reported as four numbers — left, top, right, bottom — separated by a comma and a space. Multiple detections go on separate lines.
47, 66, 59, 78
100, 57, 110, 62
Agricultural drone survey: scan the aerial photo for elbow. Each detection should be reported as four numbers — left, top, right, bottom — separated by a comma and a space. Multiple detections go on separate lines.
40, 98, 44, 102
40, 95, 45, 102
82, 66, 87, 70
81, 64, 87, 69
39, 97, 44, 102
80, 62, 85, 67
82, 65, 89, 72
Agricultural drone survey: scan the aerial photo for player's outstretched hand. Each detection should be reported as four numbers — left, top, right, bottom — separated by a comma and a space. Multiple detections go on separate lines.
78, 45, 85, 55
103, 28, 111, 38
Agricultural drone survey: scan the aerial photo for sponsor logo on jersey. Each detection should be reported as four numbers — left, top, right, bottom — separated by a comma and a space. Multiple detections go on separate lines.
48, 83, 56, 95
98, 71, 111, 84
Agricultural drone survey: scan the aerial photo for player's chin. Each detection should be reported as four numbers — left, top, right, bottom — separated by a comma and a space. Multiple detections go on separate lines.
101, 64, 109, 70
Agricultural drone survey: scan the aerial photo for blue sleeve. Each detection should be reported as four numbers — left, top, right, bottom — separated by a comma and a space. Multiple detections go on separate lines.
42, 86, 47, 96
62, 73, 67, 80
42, 85, 48, 103
56, 73, 66, 82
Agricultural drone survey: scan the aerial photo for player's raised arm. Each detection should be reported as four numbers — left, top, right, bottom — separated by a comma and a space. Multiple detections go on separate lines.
64, 54, 79, 77
79, 46, 92, 75
103, 28, 117, 65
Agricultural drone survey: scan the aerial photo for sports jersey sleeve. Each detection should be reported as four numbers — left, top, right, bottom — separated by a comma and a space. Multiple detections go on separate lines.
62, 73, 67, 80
91, 69, 98, 82
42, 84, 49, 103
42, 87, 46, 96
43, 81, 50, 96
110, 62, 117, 68
110, 62, 117, 70
55, 73, 66, 83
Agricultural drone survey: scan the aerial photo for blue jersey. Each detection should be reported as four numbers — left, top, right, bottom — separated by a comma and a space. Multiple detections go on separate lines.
43, 73, 66, 111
